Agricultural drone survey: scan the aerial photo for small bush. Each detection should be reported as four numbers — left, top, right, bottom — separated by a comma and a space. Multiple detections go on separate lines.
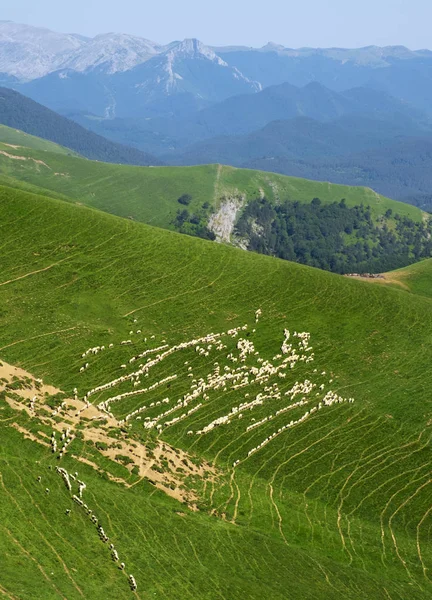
115, 454, 134, 466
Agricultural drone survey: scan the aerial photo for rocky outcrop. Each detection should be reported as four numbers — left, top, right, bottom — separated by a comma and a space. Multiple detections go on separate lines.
208, 195, 244, 243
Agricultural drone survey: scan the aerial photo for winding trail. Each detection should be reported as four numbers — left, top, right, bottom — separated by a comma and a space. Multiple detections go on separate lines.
269, 483, 288, 544
0, 523, 67, 600
0, 326, 77, 351
0, 472, 85, 598
416, 504, 432, 580
214, 164, 222, 204
0, 583, 19, 600
0, 258, 69, 287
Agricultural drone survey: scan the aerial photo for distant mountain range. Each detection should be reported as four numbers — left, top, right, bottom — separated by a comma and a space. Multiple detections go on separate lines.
168, 81, 423, 138
3, 20, 432, 120
3, 20, 432, 206
166, 114, 430, 166
12, 39, 261, 119
67, 80, 425, 153
2, 20, 432, 82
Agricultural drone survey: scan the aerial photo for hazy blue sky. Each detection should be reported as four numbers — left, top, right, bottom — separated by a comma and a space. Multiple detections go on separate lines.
3, 0, 432, 49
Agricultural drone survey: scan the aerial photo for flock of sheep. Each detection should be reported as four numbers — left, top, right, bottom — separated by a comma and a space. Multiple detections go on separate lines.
55, 466, 137, 591
75, 310, 355, 469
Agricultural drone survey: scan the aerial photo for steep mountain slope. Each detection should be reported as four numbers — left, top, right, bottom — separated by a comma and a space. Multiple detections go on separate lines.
0, 87, 163, 165
16, 68, 115, 116
0, 184, 431, 598
110, 39, 261, 118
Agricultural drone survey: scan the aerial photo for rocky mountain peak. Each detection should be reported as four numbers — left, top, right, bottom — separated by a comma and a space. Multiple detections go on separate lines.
164, 38, 228, 66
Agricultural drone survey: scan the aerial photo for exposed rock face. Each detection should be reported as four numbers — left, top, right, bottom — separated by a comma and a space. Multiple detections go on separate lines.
208, 195, 245, 243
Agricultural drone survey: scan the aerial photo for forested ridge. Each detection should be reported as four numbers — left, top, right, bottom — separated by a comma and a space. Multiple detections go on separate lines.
234, 197, 432, 273
0, 87, 163, 166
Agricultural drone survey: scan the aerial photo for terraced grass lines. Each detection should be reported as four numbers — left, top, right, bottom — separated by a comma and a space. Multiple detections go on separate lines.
0, 185, 431, 598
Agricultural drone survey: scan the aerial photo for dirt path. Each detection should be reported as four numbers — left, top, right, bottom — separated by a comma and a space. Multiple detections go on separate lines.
213, 163, 222, 204
0, 361, 60, 391
0, 327, 77, 352
0, 583, 19, 600
0, 258, 69, 288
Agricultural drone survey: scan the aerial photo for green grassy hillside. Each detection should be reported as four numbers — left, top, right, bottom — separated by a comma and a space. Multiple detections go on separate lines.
0, 138, 424, 233
350, 258, 432, 298
0, 124, 77, 155
380, 259, 432, 298
0, 184, 431, 599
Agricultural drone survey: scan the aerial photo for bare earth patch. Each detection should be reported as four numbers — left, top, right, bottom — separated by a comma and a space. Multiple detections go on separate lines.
344, 272, 410, 291
0, 149, 51, 169
0, 360, 215, 507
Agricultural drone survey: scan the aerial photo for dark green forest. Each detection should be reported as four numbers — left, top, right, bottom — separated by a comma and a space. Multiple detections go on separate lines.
234, 197, 432, 274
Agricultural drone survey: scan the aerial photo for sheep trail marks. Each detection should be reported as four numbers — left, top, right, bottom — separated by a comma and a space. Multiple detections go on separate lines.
0, 258, 69, 287
4, 308, 429, 595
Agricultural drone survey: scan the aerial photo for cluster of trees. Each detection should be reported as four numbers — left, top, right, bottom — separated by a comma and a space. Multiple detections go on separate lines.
173, 195, 215, 240
235, 197, 432, 274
